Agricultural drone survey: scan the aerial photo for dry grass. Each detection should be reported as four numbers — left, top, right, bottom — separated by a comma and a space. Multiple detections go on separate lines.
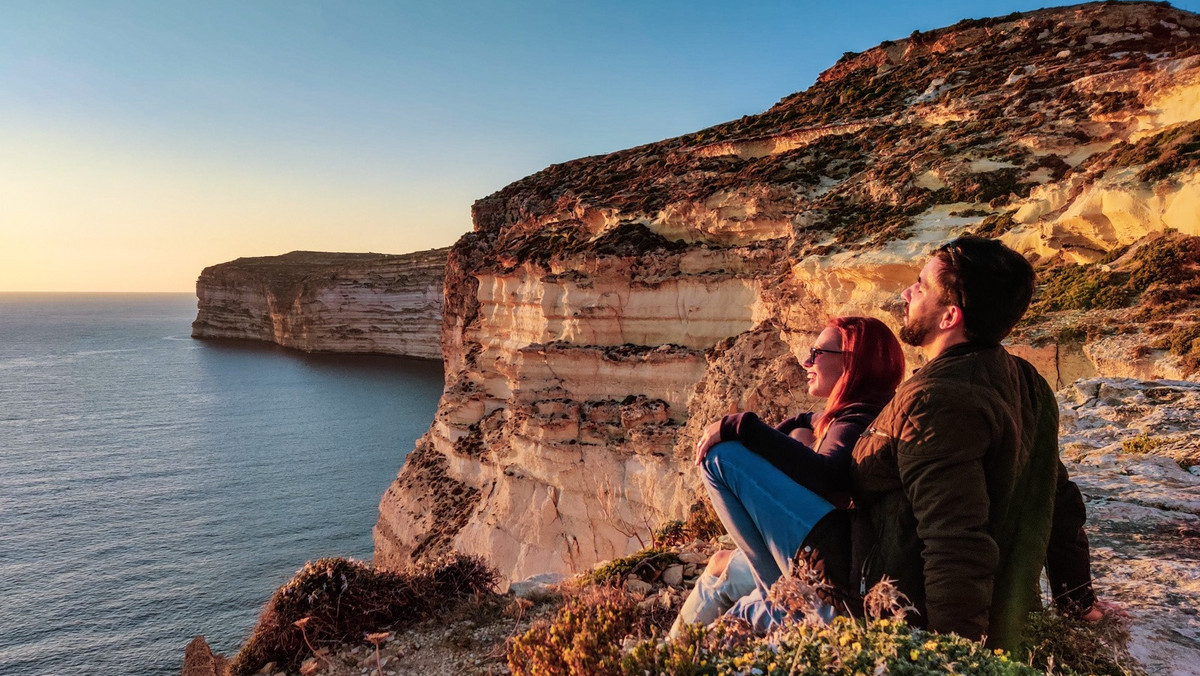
229, 554, 498, 676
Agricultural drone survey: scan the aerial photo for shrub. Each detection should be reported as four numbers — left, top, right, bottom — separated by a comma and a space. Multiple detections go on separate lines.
229, 554, 498, 675
623, 615, 1042, 675
619, 609, 1141, 676
974, 211, 1018, 238
509, 566, 1140, 676
591, 547, 682, 585
1121, 434, 1164, 455
684, 498, 725, 541
1150, 323, 1200, 374
1032, 264, 1132, 313
1031, 234, 1200, 316
653, 520, 688, 547
508, 585, 666, 676
1023, 608, 1144, 675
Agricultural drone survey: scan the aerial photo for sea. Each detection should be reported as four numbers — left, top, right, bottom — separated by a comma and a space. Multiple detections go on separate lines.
0, 293, 445, 676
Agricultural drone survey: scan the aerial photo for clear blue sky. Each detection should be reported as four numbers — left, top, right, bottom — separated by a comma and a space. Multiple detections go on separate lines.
4, 0, 1192, 291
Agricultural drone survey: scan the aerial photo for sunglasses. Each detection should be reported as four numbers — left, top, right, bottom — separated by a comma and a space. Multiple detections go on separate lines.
804, 347, 845, 365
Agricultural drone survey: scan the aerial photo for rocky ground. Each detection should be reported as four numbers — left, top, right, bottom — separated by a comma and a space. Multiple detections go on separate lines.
1058, 378, 1200, 676
285, 596, 529, 676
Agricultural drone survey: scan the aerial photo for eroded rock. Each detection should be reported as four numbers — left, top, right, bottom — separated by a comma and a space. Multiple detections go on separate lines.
192, 248, 448, 359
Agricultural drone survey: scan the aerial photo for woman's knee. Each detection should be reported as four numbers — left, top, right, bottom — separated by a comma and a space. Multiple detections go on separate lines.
703, 440, 749, 471
701, 441, 758, 493
705, 548, 734, 576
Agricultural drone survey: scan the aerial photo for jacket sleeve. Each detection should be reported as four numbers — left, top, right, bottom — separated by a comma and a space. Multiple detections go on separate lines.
719, 410, 861, 496
1045, 461, 1097, 615
896, 391, 999, 641
775, 411, 815, 436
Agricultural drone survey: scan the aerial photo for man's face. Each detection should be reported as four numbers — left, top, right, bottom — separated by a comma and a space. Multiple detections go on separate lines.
899, 256, 948, 347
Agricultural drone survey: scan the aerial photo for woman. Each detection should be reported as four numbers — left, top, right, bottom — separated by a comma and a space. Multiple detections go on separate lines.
675, 316, 904, 634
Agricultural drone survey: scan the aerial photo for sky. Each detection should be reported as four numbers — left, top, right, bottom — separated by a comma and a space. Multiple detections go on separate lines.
4, 0, 1196, 292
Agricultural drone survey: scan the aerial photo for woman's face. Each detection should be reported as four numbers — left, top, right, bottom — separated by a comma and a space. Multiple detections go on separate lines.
803, 327, 845, 399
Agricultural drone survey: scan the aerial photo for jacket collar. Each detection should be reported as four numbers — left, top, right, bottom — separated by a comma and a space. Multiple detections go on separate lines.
917, 341, 1003, 375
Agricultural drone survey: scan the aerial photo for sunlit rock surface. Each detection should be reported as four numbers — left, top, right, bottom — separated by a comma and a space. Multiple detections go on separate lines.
192, 249, 448, 360
1058, 378, 1200, 676
373, 2, 1200, 666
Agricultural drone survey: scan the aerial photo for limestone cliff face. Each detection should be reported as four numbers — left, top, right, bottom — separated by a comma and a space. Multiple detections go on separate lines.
192, 249, 448, 360
374, 1, 1200, 589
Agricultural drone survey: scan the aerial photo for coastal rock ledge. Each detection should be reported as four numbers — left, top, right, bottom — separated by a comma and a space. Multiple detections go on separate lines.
192, 249, 449, 360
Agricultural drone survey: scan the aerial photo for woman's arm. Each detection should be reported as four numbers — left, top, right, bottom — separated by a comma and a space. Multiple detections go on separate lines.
718, 410, 869, 495
775, 411, 814, 436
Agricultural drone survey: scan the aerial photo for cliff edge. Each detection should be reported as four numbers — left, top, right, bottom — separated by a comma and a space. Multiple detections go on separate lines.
192, 248, 449, 360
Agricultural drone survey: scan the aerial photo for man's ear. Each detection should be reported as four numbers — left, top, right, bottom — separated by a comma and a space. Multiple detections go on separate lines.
938, 304, 964, 331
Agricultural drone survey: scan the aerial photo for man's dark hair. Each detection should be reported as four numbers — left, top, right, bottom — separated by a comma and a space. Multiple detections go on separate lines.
933, 236, 1035, 344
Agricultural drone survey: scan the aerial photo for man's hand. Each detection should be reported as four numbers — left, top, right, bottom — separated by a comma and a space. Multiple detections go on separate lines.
1082, 599, 1123, 622
694, 420, 724, 465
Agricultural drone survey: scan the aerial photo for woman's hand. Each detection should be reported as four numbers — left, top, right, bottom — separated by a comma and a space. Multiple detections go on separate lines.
694, 420, 724, 465
789, 426, 815, 447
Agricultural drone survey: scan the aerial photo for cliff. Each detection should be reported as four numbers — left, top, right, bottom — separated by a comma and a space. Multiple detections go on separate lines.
376, 0, 1200, 580
372, 0, 1200, 634
192, 248, 449, 360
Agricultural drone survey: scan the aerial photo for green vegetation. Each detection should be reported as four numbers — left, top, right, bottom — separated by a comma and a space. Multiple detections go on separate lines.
1150, 323, 1200, 374
653, 520, 688, 547
224, 522, 1141, 676
931, 167, 1035, 206
229, 554, 498, 676
510, 550, 1141, 676
973, 211, 1018, 238
510, 598, 1140, 675
684, 498, 726, 542
1087, 119, 1200, 183
1031, 264, 1133, 313
508, 585, 674, 675
1121, 434, 1165, 456
1031, 233, 1200, 315
590, 547, 682, 585
625, 616, 1038, 676
1023, 607, 1144, 676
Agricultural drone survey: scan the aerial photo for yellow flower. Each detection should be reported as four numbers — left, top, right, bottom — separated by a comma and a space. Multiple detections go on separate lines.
852, 642, 861, 651
839, 634, 852, 646
994, 648, 1005, 656
910, 649, 920, 661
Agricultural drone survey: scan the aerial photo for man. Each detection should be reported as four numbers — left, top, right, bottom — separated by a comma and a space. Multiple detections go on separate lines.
848, 236, 1100, 650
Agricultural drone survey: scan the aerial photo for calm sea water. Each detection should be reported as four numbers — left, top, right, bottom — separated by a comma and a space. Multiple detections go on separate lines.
0, 293, 444, 676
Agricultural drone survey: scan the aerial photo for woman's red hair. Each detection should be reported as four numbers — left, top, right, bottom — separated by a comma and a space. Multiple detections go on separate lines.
814, 316, 905, 442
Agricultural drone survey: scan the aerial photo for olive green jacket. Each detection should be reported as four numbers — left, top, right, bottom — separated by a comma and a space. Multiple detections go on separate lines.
849, 342, 1075, 650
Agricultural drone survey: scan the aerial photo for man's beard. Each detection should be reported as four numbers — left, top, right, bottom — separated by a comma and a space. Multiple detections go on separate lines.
899, 305, 938, 347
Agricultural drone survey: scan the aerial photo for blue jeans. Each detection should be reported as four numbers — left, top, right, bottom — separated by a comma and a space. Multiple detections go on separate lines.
701, 441, 834, 631
669, 548, 757, 637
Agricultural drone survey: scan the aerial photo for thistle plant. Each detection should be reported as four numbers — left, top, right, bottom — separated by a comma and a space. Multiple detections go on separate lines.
365, 631, 391, 676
